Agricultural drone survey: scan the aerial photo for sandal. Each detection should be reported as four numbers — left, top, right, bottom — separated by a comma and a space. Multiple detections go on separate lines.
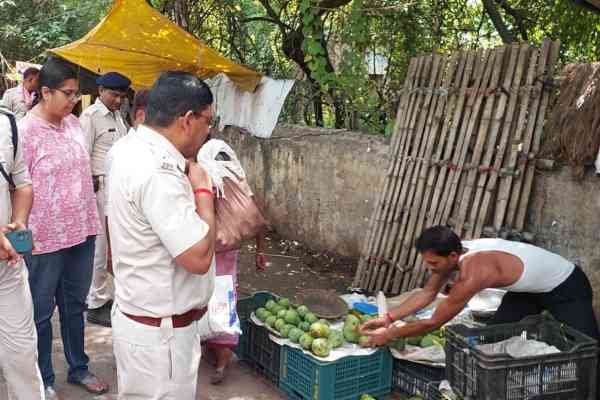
210, 367, 227, 385
67, 372, 109, 395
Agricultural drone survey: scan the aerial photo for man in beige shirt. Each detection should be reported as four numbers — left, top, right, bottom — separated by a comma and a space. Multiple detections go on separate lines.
1, 68, 39, 120
79, 72, 130, 327
108, 71, 216, 400
0, 109, 45, 400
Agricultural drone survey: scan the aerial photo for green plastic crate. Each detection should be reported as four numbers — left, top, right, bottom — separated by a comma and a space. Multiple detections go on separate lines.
279, 346, 393, 400
234, 291, 277, 361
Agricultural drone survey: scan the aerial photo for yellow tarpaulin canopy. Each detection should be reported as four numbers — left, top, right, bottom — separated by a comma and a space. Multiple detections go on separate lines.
48, 0, 261, 92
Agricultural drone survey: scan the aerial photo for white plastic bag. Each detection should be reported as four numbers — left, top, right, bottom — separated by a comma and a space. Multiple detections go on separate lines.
198, 275, 241, 340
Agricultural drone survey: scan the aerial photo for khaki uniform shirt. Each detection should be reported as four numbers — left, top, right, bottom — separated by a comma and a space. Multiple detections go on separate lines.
1, 86, 30, 121
80, 98, 128, 176
1, 111, 32, 286
107, 125, 215, 318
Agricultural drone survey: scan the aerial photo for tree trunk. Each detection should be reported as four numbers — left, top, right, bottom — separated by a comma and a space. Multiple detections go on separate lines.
482, 0, 514, 44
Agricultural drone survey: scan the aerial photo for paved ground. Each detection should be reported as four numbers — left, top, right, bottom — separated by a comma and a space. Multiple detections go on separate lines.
0, 233, 360, 399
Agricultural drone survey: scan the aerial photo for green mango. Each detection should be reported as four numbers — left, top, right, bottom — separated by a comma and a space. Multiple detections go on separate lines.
296, 305, 309, 318
304, 312, 318, 324
311, 338, 331, 357
278, 297, 290, 308
299, 333, 314, 350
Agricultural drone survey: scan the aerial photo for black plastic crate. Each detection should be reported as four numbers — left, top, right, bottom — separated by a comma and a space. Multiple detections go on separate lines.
248, 320, 281, 385
445, 313, 598, 400
393, 359, 445, 399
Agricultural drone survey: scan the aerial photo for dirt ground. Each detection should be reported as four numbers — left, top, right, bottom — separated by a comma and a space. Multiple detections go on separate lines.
0, 232, 385, 400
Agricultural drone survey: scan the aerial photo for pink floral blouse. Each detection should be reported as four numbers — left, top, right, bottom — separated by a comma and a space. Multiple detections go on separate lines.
19, 113, 100, 255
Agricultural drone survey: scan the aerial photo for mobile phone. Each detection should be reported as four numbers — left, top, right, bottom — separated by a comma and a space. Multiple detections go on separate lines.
5, 229, 33, 254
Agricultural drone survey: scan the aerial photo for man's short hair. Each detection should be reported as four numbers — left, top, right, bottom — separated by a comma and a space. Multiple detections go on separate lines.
145, 71, 213, 128
23, 67, 40, 80
131, 89, 150, 119
415, 226, 462, 256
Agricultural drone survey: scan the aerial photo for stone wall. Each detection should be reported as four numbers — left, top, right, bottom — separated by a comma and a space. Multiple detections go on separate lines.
216, 125, 389, 257
527, 169, 600, 323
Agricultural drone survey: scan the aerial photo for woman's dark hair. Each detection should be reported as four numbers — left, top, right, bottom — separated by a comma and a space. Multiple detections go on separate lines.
130, 89, 150, 120
415, 226, 463, 256
145, 71, 213, 128
31, 58, 77, 107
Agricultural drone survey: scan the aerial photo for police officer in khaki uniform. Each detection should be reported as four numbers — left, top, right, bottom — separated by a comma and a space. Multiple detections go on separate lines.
1, 68, 39, 120
0, 109, 45, 400
107, 72, 216, 400
79, 72, 130, 327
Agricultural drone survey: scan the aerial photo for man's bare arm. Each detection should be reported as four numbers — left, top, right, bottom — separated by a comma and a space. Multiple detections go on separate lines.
388, 272, 450, 321
387, 276, 483, 339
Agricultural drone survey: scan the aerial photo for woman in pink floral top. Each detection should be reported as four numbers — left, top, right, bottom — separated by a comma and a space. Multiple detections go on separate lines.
18, 59, 108, 398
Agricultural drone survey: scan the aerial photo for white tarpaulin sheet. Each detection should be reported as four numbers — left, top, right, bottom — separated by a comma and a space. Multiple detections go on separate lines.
208, 73, 295, 138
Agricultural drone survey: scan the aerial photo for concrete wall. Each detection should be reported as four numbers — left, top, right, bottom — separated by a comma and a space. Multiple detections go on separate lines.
217, 125, 389, 257
218, 124, 600, 322
527, 169, 600, 322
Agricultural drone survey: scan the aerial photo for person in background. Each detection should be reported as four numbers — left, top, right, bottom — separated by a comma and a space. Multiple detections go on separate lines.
0, 109, 45, 400
204, 232, 267, 384
18, 59, 108, 399
1, 67, 40, 120
108, 72, 216, 399
103, 89, 149, 275
79, 72, 131, 328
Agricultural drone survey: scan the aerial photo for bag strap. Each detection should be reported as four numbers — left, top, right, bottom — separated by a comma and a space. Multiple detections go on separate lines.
0, 108, 17, 158
0, 110, 17, 189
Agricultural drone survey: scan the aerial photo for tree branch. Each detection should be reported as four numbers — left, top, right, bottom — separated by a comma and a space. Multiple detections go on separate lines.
481, 0, 514, 44
496, 0, 528, 41
257, 0, 290, 32
315, 0, 352, 16
241, 16, 290, 29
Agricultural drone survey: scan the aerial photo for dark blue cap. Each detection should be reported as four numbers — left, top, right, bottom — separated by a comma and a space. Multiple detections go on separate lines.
96, 72, 131, 90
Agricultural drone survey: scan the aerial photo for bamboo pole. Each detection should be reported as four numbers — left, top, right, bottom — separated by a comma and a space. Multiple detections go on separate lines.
425, 51, 472, 230
503, 40, 550, 229
438, 49, 493, 228
369, 54, 441, 291
466, 47, 512, 239
397, 50, 487, 292
390, 51, 475, 292
493, 45, 537, 231
454, 49, 502, 236
365, 56, 430, 289
515, 40, 560, 231
377, 54, 450, 292
472, 44, 530, 237
397, 54, 461, 292
353, 58, 419, 287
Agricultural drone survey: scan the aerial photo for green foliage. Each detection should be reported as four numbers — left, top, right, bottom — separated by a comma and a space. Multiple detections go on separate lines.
2, 0, 600, 134
0, 0, 110, 61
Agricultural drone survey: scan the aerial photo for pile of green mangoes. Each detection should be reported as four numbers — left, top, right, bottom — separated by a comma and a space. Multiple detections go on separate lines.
398, 328, 446, 350
254, 298, 376, 358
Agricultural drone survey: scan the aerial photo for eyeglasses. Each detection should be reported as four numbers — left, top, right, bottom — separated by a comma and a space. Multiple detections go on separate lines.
54, 88, 82, 102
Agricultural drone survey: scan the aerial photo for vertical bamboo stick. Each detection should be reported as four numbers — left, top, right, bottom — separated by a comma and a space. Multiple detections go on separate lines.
369, 55, 441, 291
365, 56, 431, 289
473, 44, 530, 237
493, 45, 537, 231
515, 40, 560, 231
353, 58, 419, 287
